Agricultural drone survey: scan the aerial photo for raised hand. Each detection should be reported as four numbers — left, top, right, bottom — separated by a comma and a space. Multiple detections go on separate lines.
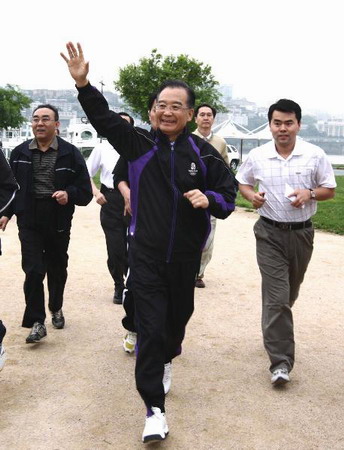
60, 42, 89, 87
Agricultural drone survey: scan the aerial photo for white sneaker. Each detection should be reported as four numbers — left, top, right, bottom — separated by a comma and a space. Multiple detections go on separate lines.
0, 344, 6, 372
163, 362, 172, 394
271, 368, 290, 386
142, 407, 169, 443
122, 331, 137, 354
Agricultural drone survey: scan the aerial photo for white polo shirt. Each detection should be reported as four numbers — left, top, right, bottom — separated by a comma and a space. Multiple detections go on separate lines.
86, 140, 120, 189
236, 139, 336, 222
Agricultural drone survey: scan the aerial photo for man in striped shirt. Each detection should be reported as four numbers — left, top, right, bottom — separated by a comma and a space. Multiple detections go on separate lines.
0, 104, 92, 344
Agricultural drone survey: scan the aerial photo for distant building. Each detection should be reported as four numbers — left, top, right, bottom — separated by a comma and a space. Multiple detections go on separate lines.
317, 119, 344, 137
0, 122, 33, 150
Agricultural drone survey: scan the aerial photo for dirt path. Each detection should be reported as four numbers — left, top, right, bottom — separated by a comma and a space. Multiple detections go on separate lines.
1, 202, 343, 449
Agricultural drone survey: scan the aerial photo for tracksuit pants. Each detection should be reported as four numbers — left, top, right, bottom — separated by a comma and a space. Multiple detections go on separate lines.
122, 276, 136, 333
254, 218, 314, 372
19, 199, 70, 328
100, 186, 128, 290
129, 246, 200, 412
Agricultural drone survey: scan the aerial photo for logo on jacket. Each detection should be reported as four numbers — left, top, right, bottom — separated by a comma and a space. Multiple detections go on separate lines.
188, 162, 198, 176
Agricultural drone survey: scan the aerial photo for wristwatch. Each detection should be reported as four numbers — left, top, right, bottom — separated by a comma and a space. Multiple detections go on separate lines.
309, 189, 316, 200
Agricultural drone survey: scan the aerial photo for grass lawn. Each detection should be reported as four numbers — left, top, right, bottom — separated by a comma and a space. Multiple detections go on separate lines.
235, 176, 344, 235
92, 171, 101, 188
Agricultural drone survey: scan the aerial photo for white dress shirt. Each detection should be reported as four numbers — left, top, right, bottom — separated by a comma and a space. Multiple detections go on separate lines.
86, 140, 120, 189
236, 139, 336, 222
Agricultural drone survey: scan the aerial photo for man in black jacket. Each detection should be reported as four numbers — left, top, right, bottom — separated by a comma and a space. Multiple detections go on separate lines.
62, 42, 237, 443
0, 104, 92, 344
0, 149, 18, 370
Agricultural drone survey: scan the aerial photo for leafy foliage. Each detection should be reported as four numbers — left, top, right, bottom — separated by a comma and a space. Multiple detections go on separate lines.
114, 49, 225, 123
0, 85, 31, 129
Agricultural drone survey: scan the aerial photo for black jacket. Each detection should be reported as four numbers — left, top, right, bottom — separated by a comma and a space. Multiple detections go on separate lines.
0, 150, 18, 255
6, 136, 92, 230
78, 83, 237, 262
0, 150, 18, 214
113, 156, 129, 188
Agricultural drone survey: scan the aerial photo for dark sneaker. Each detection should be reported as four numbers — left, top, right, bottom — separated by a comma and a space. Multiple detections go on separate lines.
195, 278, 205, 288
51, 309, 65, 329
26, 322, 47, 344
113, 286, 124, 304
271, 368, 290, 386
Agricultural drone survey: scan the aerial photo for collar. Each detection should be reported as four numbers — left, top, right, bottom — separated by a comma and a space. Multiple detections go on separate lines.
266, 137, 304, 159
29, 136, 58, 151
194, 128, 212, 141
156, 127, 189, 145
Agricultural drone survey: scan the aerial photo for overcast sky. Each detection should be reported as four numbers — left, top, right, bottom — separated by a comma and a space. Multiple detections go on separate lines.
2, 0, 343, 116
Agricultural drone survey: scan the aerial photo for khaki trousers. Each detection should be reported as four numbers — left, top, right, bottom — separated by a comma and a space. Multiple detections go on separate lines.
198, 216, 217, 278
254, 218, 314, 372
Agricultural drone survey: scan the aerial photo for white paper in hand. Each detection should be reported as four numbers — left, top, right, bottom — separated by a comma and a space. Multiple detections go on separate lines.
285, 183, 296, 202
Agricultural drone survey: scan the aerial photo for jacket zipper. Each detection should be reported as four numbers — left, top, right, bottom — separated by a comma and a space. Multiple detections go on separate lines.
166, 142, 178, 263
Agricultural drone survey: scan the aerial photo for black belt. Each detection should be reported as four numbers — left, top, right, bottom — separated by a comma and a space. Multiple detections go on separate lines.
261, 216, 312, 230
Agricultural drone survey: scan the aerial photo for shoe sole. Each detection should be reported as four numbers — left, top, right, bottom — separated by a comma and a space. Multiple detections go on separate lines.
52, 323, 64, 329
26, 335, 47, 344
143, 432, 168, 444
123, 345, 135, 354
272, 377, 290, 386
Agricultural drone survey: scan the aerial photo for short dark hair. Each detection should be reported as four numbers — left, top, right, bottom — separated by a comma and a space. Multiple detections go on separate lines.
147, 91, 157, 112
268, 99, 302, 124
156, 80, 195, 108
33, 104, 59, 121
195, 103, 216, 118
118, 112, 134, 126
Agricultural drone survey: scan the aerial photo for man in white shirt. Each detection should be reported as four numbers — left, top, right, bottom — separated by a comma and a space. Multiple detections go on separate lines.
193, 103, 230, 288
236, 99, 336, 386
87, 113, 133, 304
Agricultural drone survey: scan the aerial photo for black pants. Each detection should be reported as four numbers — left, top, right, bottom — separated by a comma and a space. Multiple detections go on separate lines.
130, 246, 200, 412
0, 320, 6, 343
100, 186, 128, 289
19, 199, 70, 328
122, 278, 136, 332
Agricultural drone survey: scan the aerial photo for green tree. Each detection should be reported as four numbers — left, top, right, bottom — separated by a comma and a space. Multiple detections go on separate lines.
0, 84, 31, 129
114, 49, 225, 123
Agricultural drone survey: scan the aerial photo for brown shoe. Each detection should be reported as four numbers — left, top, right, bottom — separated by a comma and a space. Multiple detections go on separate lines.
195, 278, 205, 288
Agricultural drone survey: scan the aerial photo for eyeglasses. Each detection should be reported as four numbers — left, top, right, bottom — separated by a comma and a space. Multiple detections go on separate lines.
32, 117, 56, 124
155, 103, 190, 112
